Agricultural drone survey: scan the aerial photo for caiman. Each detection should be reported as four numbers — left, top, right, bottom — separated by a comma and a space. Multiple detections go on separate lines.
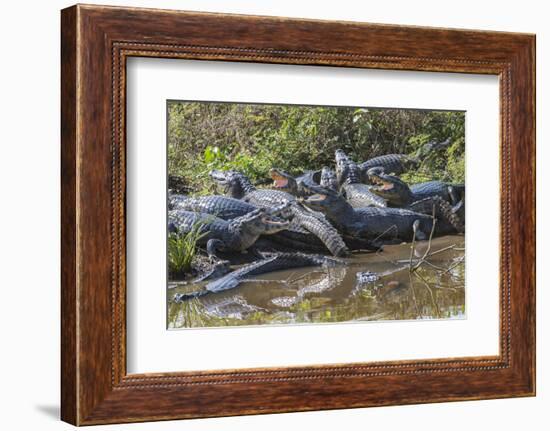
366, 167, 464, 206
269, 168, 320, 198
173, 252, 345, 300
367, 167, 465, 233
168, 208, 289, 259
209, 169, 350, 257
301, 183, 456, 243
269, 167, 338, 197
335, 149, 388, 208
169, 192, 366, 254
357, 137, 452, 182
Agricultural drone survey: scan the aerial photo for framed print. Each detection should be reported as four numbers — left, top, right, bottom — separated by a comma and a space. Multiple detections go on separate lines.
61, 4, 535, 425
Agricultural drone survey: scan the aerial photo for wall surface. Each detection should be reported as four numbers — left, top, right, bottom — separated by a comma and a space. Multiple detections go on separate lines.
0, 0, 546, 429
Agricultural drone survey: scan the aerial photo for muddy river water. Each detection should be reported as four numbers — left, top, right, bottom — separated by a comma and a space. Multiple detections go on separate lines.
168, 235, 465, 329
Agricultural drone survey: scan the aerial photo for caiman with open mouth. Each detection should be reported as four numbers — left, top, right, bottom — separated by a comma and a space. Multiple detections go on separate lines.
209, 169, 350, 257
367, 167, 464, 233
334, 149, 388, 208
168, 208, 289, 260
269, 167, 338, 197
301, 183, 458, 243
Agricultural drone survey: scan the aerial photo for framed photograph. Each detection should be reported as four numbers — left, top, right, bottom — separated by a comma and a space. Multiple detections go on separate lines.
61, 4, 535, 425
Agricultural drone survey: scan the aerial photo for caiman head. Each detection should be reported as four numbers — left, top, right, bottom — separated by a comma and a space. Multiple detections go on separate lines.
236, 208, 290, 236
209, 169, 250, 199
269, 168, 298, 194
400, 156, 421, 172
299, 183, 353, 224
335, 149, 362, 186
367, 167, 413, 207
320, 166, 338, 191
270, 168, 323, 197
414, 137, 452, 160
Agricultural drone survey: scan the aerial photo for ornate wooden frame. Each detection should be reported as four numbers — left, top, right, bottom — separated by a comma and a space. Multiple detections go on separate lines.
61, 4, 535, 425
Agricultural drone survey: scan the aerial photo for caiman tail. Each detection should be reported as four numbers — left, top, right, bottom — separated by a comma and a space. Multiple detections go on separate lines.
291, 204, 349, 257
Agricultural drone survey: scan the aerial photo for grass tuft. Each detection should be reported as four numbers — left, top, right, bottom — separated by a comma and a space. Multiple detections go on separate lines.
168, 221, 207, 277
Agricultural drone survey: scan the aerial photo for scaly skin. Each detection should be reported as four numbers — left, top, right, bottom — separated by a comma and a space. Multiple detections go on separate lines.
335, 149, 387, 208
168, 193, 188, 210
171, 195, 257, 219
174, 252, 345, 299
408, 196, 464, 234
367, 168, 465, 215
358, 154, 419, 181
355, 138, 452, 182
210, 170, 349, 257
411, 181, 464, 204
171, 190, 351, 255
320, 167, 338, 191
365, 168, 464, 234
168, 209, 289, 259
301, 183, 439, 243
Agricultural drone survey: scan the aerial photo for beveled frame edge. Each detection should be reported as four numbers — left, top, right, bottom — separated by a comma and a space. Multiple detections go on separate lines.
61, 4, 535, 425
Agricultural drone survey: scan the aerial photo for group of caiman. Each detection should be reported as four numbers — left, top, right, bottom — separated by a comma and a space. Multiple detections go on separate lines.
168, 139, 465, 301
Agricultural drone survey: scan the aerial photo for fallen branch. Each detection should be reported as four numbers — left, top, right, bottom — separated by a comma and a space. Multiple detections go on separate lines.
412, 209, 437, 271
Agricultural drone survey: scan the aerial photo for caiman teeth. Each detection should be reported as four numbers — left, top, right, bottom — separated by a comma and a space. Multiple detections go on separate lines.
307, 194, 327, 202
263, 218, 289, 226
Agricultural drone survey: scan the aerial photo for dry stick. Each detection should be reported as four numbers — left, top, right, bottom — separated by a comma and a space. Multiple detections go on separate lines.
412, 209, 438, 271
397, 244, 458, 265
373, 224, 399, 243
441, 255, 466, 275
408, 271, 421, 316
424, 244, 457, 258
422, 260, 448, 272
408, 224, 417, 271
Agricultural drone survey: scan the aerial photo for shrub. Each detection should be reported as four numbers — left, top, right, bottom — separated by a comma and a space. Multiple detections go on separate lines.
167, 101, 466, 193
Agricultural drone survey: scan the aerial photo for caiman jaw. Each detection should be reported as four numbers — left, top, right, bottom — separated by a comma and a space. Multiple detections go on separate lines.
272, 177, 288, 188
306, 194, 327, 204
209, 169, 228, 185
269, 169, 290, 189
261, 217, 290, 231
378, 181, 394, 191
368, 174, 393, 191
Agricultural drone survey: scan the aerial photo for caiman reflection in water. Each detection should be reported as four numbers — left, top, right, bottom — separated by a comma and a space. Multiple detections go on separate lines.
168, 235, 465, 329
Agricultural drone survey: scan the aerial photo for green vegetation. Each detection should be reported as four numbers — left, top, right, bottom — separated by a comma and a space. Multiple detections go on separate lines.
167, 221, 207, 277
168, 101, 465, 194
